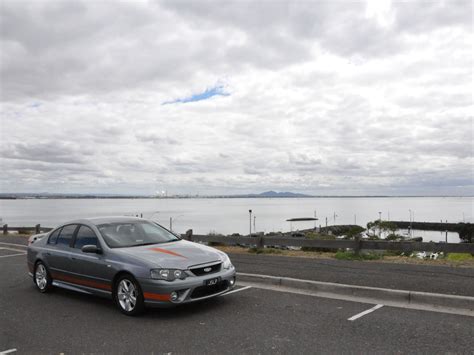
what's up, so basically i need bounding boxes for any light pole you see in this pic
[249,210,252,236]
[170,214,184,232]
[254,216,256,234]
[409,209,414,237]
[378,211,382,238]
[445,219,448,243]
[333,212,338,224]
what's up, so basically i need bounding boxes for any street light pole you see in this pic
[409,209,413,237]
[249,210,252,236]
[378,211,382,238]
[445,219,448,243]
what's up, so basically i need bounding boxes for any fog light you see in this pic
[170,291,179,301]
[229,277,235,286]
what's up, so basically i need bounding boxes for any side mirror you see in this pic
[81,245,102,254]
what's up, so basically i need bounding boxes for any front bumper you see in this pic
[138,267,237,307]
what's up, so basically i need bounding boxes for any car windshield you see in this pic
[97,221,180,248]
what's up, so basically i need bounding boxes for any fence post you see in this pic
[2,224,7,235]
[354,235,361,256]
[257,236,264,250]
[185,229,193,241]
[35,224,41,234]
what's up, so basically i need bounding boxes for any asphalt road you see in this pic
[229,253,474,296]
[1,239,474,354]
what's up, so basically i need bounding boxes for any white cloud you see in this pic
[0,0,472,195]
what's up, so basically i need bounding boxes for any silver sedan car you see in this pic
[27,217,236,315]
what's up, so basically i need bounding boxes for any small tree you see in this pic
[457,223,473,243]
[346,226,365,240]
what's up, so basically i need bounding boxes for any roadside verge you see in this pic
[237,272,474,317]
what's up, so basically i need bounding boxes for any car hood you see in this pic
[114,240,224,269]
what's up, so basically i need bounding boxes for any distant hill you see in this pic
[246,191,312,198]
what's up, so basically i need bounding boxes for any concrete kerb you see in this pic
[237,272,474,316]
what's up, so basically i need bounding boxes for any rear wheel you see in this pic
[113,274,144,316]
[34,262,52,293]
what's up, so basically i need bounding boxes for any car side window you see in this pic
[56,224,77,247]
[74,226,98,249]
[48,228,61,244]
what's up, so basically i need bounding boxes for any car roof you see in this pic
[64,216,147,226]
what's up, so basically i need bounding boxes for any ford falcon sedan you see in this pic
[27,217,236,315]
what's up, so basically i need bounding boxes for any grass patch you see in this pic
[335,250,382,261]
[248,247,283,255]
[447,253,474,262]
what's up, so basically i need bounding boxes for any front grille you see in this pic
[190,262,222,276]
[191,280,229,299]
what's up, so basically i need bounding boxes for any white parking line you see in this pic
[0,253,26,258]
[348,304,384,321]
[0,247,27,253]
[0,242,27,248]
[220,286,252,296]
[0,349,18,354]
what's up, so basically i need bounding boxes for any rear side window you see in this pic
[48,228,61,244]
[56,225,77,247]
[74,226,98,249]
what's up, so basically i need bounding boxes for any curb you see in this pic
[237,272,474,316]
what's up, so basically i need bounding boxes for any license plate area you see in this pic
[204,277,220,286]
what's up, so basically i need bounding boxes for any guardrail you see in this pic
[186,233,474,253]
[2,224,53,234]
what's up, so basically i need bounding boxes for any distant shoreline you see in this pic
[1,195,472,200]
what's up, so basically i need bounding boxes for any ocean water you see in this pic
[0,197,471,243]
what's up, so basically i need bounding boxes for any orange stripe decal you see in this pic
[51,272,112,291]
[144,292,171,301]
[149,247,186,258]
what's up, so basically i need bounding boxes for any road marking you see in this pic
[0,247,27,253]
[220,285,252,296]
[0,242,27,248]
[0,349,18,354]
[0,253,26,258]
[348,304,384,321]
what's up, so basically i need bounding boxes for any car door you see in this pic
[68,225,114,293]
[42,227,62,268]
[46,224,79,280]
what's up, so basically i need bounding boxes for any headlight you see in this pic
[221,254,233,270]
[150,268,187,281]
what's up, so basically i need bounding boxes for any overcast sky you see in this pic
[0,0,472,196]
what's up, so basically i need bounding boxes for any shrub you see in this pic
[335,251,382,261]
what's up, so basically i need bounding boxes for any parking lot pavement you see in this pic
[229,252,474,296]
[1,252,473,354]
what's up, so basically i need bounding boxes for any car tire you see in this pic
[113,274,145,316]
[34,261,52,293]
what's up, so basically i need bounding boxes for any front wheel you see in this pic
[114,275,145,316]
[34,262,52,293]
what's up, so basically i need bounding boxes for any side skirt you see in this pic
[52,280,112,298]
[52,280,92,294]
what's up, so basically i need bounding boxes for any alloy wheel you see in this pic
[117,279,137,312]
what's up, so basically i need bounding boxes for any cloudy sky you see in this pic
[0,0,472,196]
